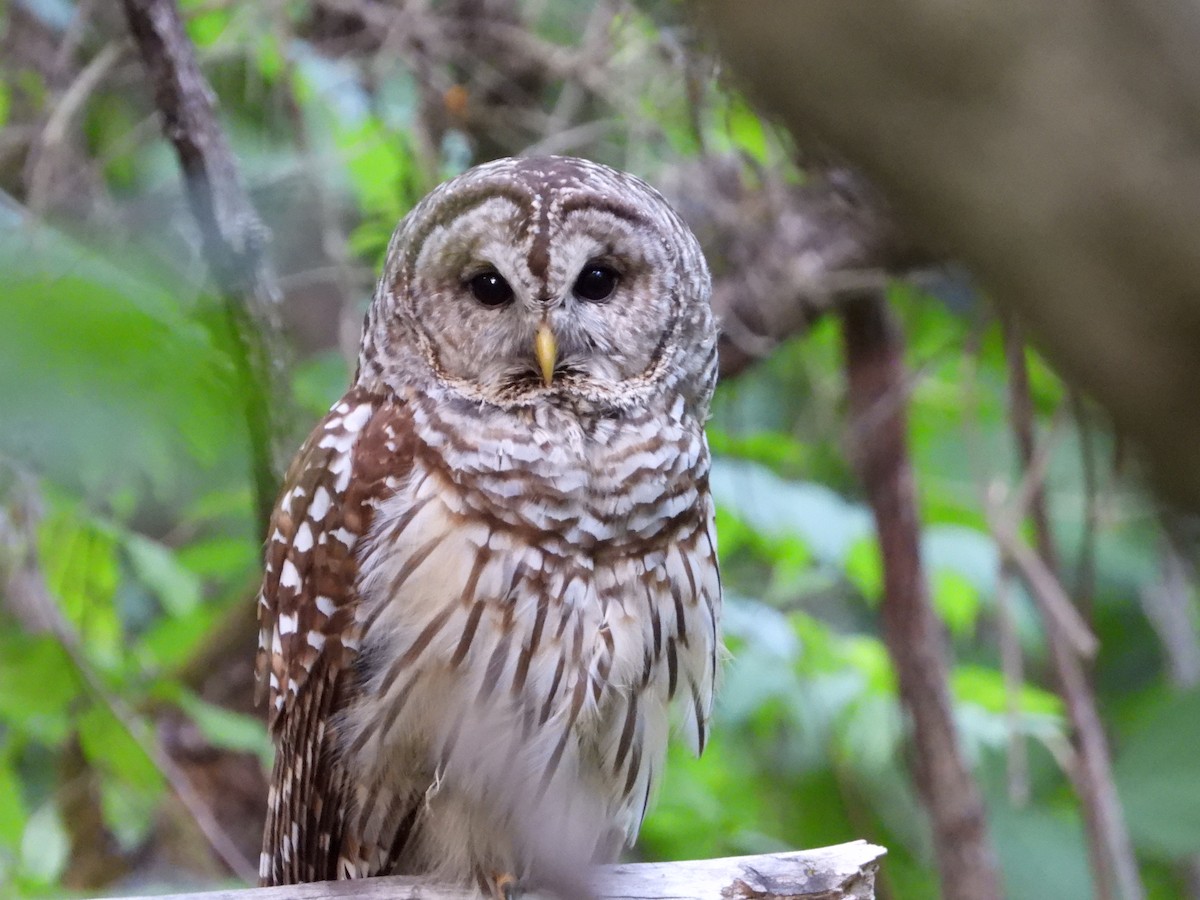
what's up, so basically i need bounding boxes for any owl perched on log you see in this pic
[256,156,721,896]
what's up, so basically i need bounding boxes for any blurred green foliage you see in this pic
[1,1,1198,898]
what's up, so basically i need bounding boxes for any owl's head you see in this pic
[359,156,716,415]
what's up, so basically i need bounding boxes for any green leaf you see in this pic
[841,636,895,695]
[184,487,257,528]
[18,803,68,886]
[184,4,231,47]
[0,754,27,846]
[707,429,808,473]
[837,692,904,772]
[136,602,222,673]
[952,665,1062,718]
[38,507,122,669]
[177,692,272,766]
[0,225,244,501]
[338,120,409,220]
[174,535,258,582]
[709,459,872,568]
[99,773,157,851]
[293,350,353,418]
[931,569,980,637]
[78,706,162,793]
[255,32,285,82]
[844,537,883,604]
[716,98,771,164]
[123,533,203,617]
[0,633,81,744]
[1116,688,1200,859]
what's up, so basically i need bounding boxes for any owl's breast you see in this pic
[341,390,717,852]
[406,392,706,551]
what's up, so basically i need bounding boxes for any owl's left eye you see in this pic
[573,263,619,303]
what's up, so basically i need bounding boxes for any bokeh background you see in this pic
[1,1,1198,898]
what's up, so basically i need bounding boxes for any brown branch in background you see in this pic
[989,506,1142,900]
[1001,317,1059,573]
[997,336,1143,900]
[24,41,126,218]
[1070,391,1100,618]
[120,0,290,535]
[838,291,1001,900]
[987,513,1097,661]
[993,562,1030,805]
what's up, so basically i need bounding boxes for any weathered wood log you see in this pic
[98,841,885,900]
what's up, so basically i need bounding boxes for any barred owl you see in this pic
[256,156,721,896]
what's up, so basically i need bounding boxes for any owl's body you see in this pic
[257,157,720,891]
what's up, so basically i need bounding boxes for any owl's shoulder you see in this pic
[256,387,419,728]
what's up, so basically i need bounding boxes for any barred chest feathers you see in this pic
[337,389,719,877]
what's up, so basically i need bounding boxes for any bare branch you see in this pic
[1001,318,1060,572]
[120,0,290,534]
[990,348,1142,900]
[986,508,1098,660]
[25,41,127,218]
[838,291,1001,900]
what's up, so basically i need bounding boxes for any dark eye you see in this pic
[467,270,514,307]
[573,263,619,303]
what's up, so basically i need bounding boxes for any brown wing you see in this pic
[255,387,411,884]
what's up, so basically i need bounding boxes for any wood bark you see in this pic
[97,841,885,900]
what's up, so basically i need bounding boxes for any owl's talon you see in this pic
[493,872,519,900]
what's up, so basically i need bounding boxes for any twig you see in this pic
[1001,317,1059,572]
[996,329,1143,900]
[1142,537,1200,687]
[1070,390,1103,621]
[1026,593,1142,900]
[985,503,1098,660]
[993,562,1030,805]
[838,290,1001,900]
[25,41,127,218]
[120,0,290,535]
[269,0,361,366]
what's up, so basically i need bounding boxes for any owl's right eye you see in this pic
[467,270,514,308]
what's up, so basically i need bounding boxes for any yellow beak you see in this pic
[535,322,557,387]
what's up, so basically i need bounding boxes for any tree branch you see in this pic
[991,346,1142,900]
[700,0,1200,508]
[838,291,1001,900]
[120,0,290,534]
